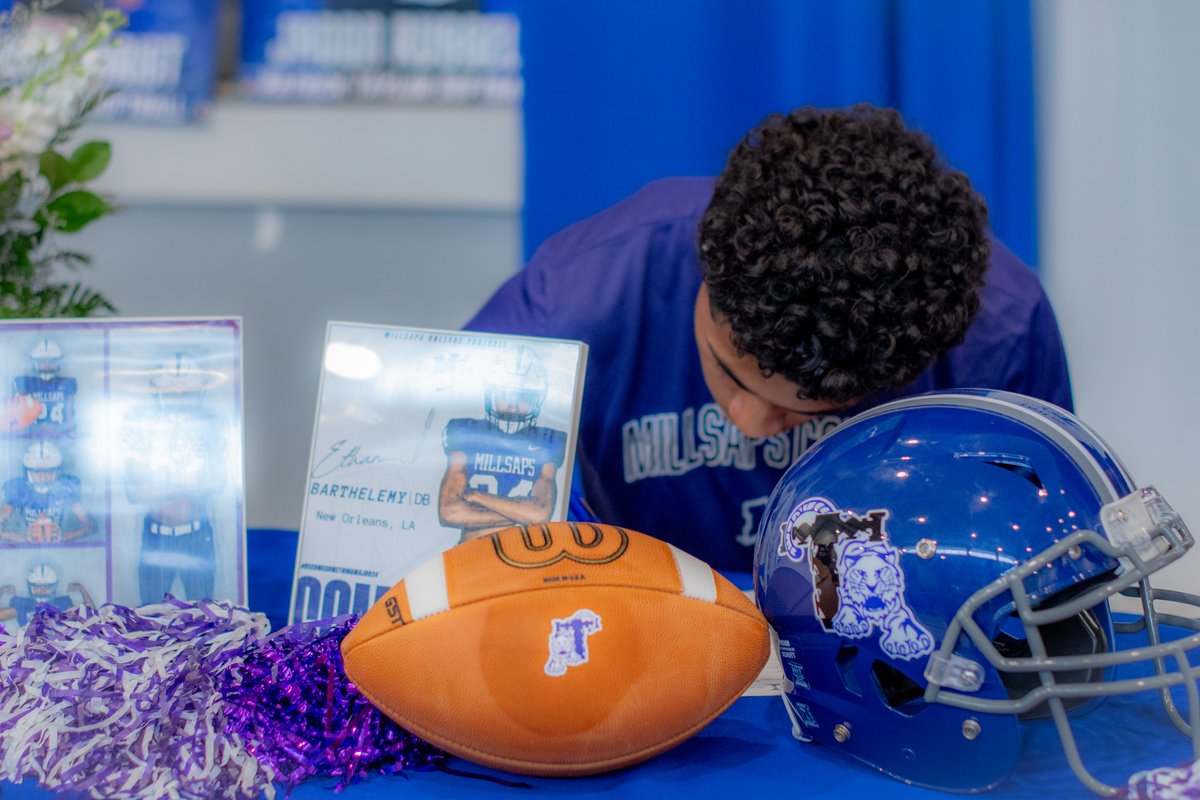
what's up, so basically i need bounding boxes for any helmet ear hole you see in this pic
[871,660,927,716]
[835,644,863,697]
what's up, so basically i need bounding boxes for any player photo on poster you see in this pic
[0,318,246,630]
[291,322,588,624]
[106,322,245,609]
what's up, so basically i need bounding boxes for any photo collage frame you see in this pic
[0,318,246,629]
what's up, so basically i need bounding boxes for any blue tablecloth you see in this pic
[2,529,1195,799]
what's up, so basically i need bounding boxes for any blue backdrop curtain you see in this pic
[482,0,1038,268]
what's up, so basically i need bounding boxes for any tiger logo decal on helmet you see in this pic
[780,499,933,661]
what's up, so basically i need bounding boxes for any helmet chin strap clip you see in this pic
[1101,486,1189,566]
[924,651,985,692]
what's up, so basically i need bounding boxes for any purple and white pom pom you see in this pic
[220,615,446,789]
[1122,757,1200,799]
[0,598,273,800]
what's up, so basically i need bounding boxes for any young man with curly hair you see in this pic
[466,104,1070,570]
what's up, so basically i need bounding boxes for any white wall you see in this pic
[1035,0,1200,597]
[72,105,523,532]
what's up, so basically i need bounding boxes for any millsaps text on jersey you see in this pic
[309,482,432,505]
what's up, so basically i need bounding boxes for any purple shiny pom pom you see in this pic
[1,601,445,799]
[219,615,445,790]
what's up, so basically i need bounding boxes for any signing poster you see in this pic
[238,0,521,105]
[290,322,587,624]
[0,318,245,631]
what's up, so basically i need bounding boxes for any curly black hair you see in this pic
[699,104,990,404]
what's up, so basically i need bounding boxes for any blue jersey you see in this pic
[443,418,566,499]
[12,375,77,436]
[466,177,1073,570]
[2,476,82,527]
[5,594,75,626]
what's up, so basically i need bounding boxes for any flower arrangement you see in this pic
[1,1,125,318]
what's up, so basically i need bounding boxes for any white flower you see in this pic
[0,92,57,161]
[41,69,100,126]
[16,17,71,60]
[2,4,124,316]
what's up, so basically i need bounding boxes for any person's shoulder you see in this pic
[960,237,1060,343]
[980,236,1049,306]
[534,177,714,263]
[522,425,568,461]
[56,475,82,494]
[934,235,1072,408]
[467,178,711,337]
[524,424,567,444]
[617,176,715,220]
[444,417,493,448]
[446,417,490,432]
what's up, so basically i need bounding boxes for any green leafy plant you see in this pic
[1,2,125,317]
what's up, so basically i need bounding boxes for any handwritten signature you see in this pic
[311,440,393,478]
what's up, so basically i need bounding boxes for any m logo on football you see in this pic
[492,522,628,568]
[544,608,602,677]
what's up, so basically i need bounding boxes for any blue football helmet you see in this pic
[26,563,59,598]
[150,353,209,410]
[29,338,63,380]
[754,390,1199,795]
[23,440,63,493]
[485,346,547,434]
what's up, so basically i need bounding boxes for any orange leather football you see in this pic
[341,521,770,777]
[26,517,61,544]
[2,394,42,432]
